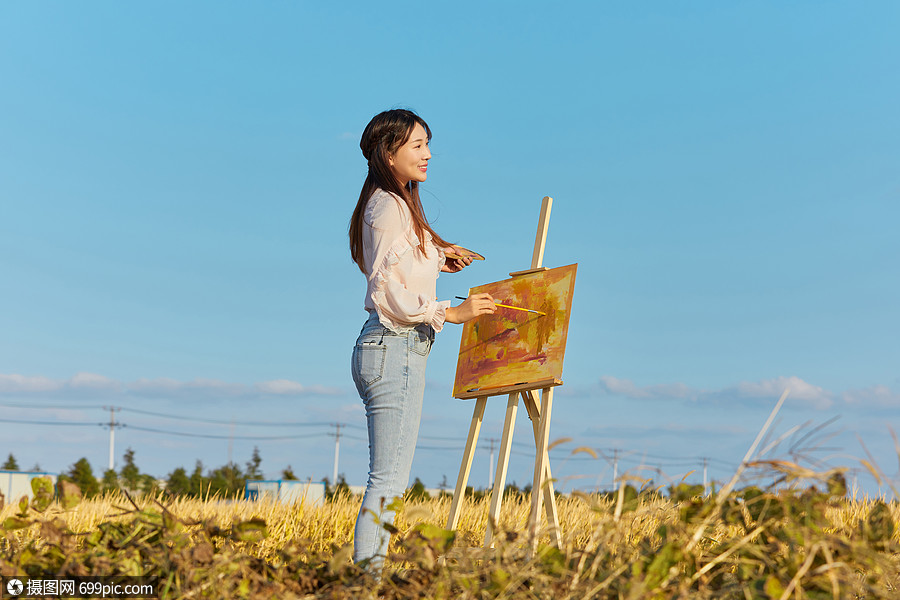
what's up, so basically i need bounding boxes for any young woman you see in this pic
[348,109,495,566]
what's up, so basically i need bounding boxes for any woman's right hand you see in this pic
[445,293,496,324]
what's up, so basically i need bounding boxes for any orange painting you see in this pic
[452,264,577,398]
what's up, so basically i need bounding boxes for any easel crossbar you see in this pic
[454,378,562,400]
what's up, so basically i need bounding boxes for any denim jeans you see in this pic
[351,311,434,566]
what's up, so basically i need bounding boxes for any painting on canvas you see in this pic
[452,263,577,398]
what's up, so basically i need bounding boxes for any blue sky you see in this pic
[1,2,898,497]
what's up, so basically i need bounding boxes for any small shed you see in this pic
[245,479,325,507]
[0,470,59,503]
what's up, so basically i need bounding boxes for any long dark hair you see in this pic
[349,109,452,274]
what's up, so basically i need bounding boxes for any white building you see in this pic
[0,470,59,503]
[244,479,326,507]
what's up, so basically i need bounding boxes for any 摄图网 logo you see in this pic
[6,578,25,596]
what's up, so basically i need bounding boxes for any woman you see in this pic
[348,109,495,567]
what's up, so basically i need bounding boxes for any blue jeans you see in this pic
[351,311,434,566]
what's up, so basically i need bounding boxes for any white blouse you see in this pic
[361,189,451,332]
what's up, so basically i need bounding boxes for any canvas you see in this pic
[453,264,577,398]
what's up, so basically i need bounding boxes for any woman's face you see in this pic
[388,123,431,186]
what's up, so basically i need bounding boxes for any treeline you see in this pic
[3,450,446,502]
[3,448,307,499]
[5,451,611,502]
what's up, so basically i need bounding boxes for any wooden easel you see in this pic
[445,196,563,550]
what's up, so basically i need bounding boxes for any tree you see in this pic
[281,465,298,480]
[465,485,486,501]
[208,462,245,498]
[406,477,430,502]
[120,448,141,491]
[101,469,119,495]
[334,475,350,497]
[245,446,263,481]
[139,473,158,495]
[2,453,18,470]
[325,475,351,501]
[63,457,99,497]
[190,460,208,498]
[166,467,191,496]
[437,474,450,497]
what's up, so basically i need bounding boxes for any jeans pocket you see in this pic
[353,342,387,395]
[409,328,433,356]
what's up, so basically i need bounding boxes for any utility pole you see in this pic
[102,406,122,471]
[227,419,235,465]
[488,438,497,489]
[612,449,620,489]
[702,457,709,495]
[330,423,342,485]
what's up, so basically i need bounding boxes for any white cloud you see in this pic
[594,375,834,409]
[256,379,307,395]
[0,372,120,395]
[0,373,341,400]
[304,385,344,396]
[127,377,239,397]
[181,378,245,396]
[597,376,694,400]
[70,372,120,391]
[127,377,326,398]
[0,374,62,393]
[130,377,183,392]
[582,422,746,438]
[842,385,900,408]
[727,376,833,409]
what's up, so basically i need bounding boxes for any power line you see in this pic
[0,413,747,474]
[0,402,105,410]
[0,417,336,441]
[125,425,331,441]
[0,402,367,430]
[0,418,102,427]
[119,407,367,429]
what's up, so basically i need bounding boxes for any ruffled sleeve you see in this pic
[363,191,450,332]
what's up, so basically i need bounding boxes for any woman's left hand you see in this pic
[442,255,472,272]
[442,246,474,272]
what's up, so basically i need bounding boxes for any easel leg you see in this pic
[446,396,487,532]
[523,390,562,547]
[528,387,555,549]
[484,393,519,548]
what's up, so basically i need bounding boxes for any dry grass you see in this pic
[3,484,895,557]
[0,489,679,556]
[2,481,900,599]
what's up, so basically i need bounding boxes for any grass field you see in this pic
[2,468,899,599]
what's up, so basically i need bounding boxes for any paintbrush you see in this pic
[455,296,546,317]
